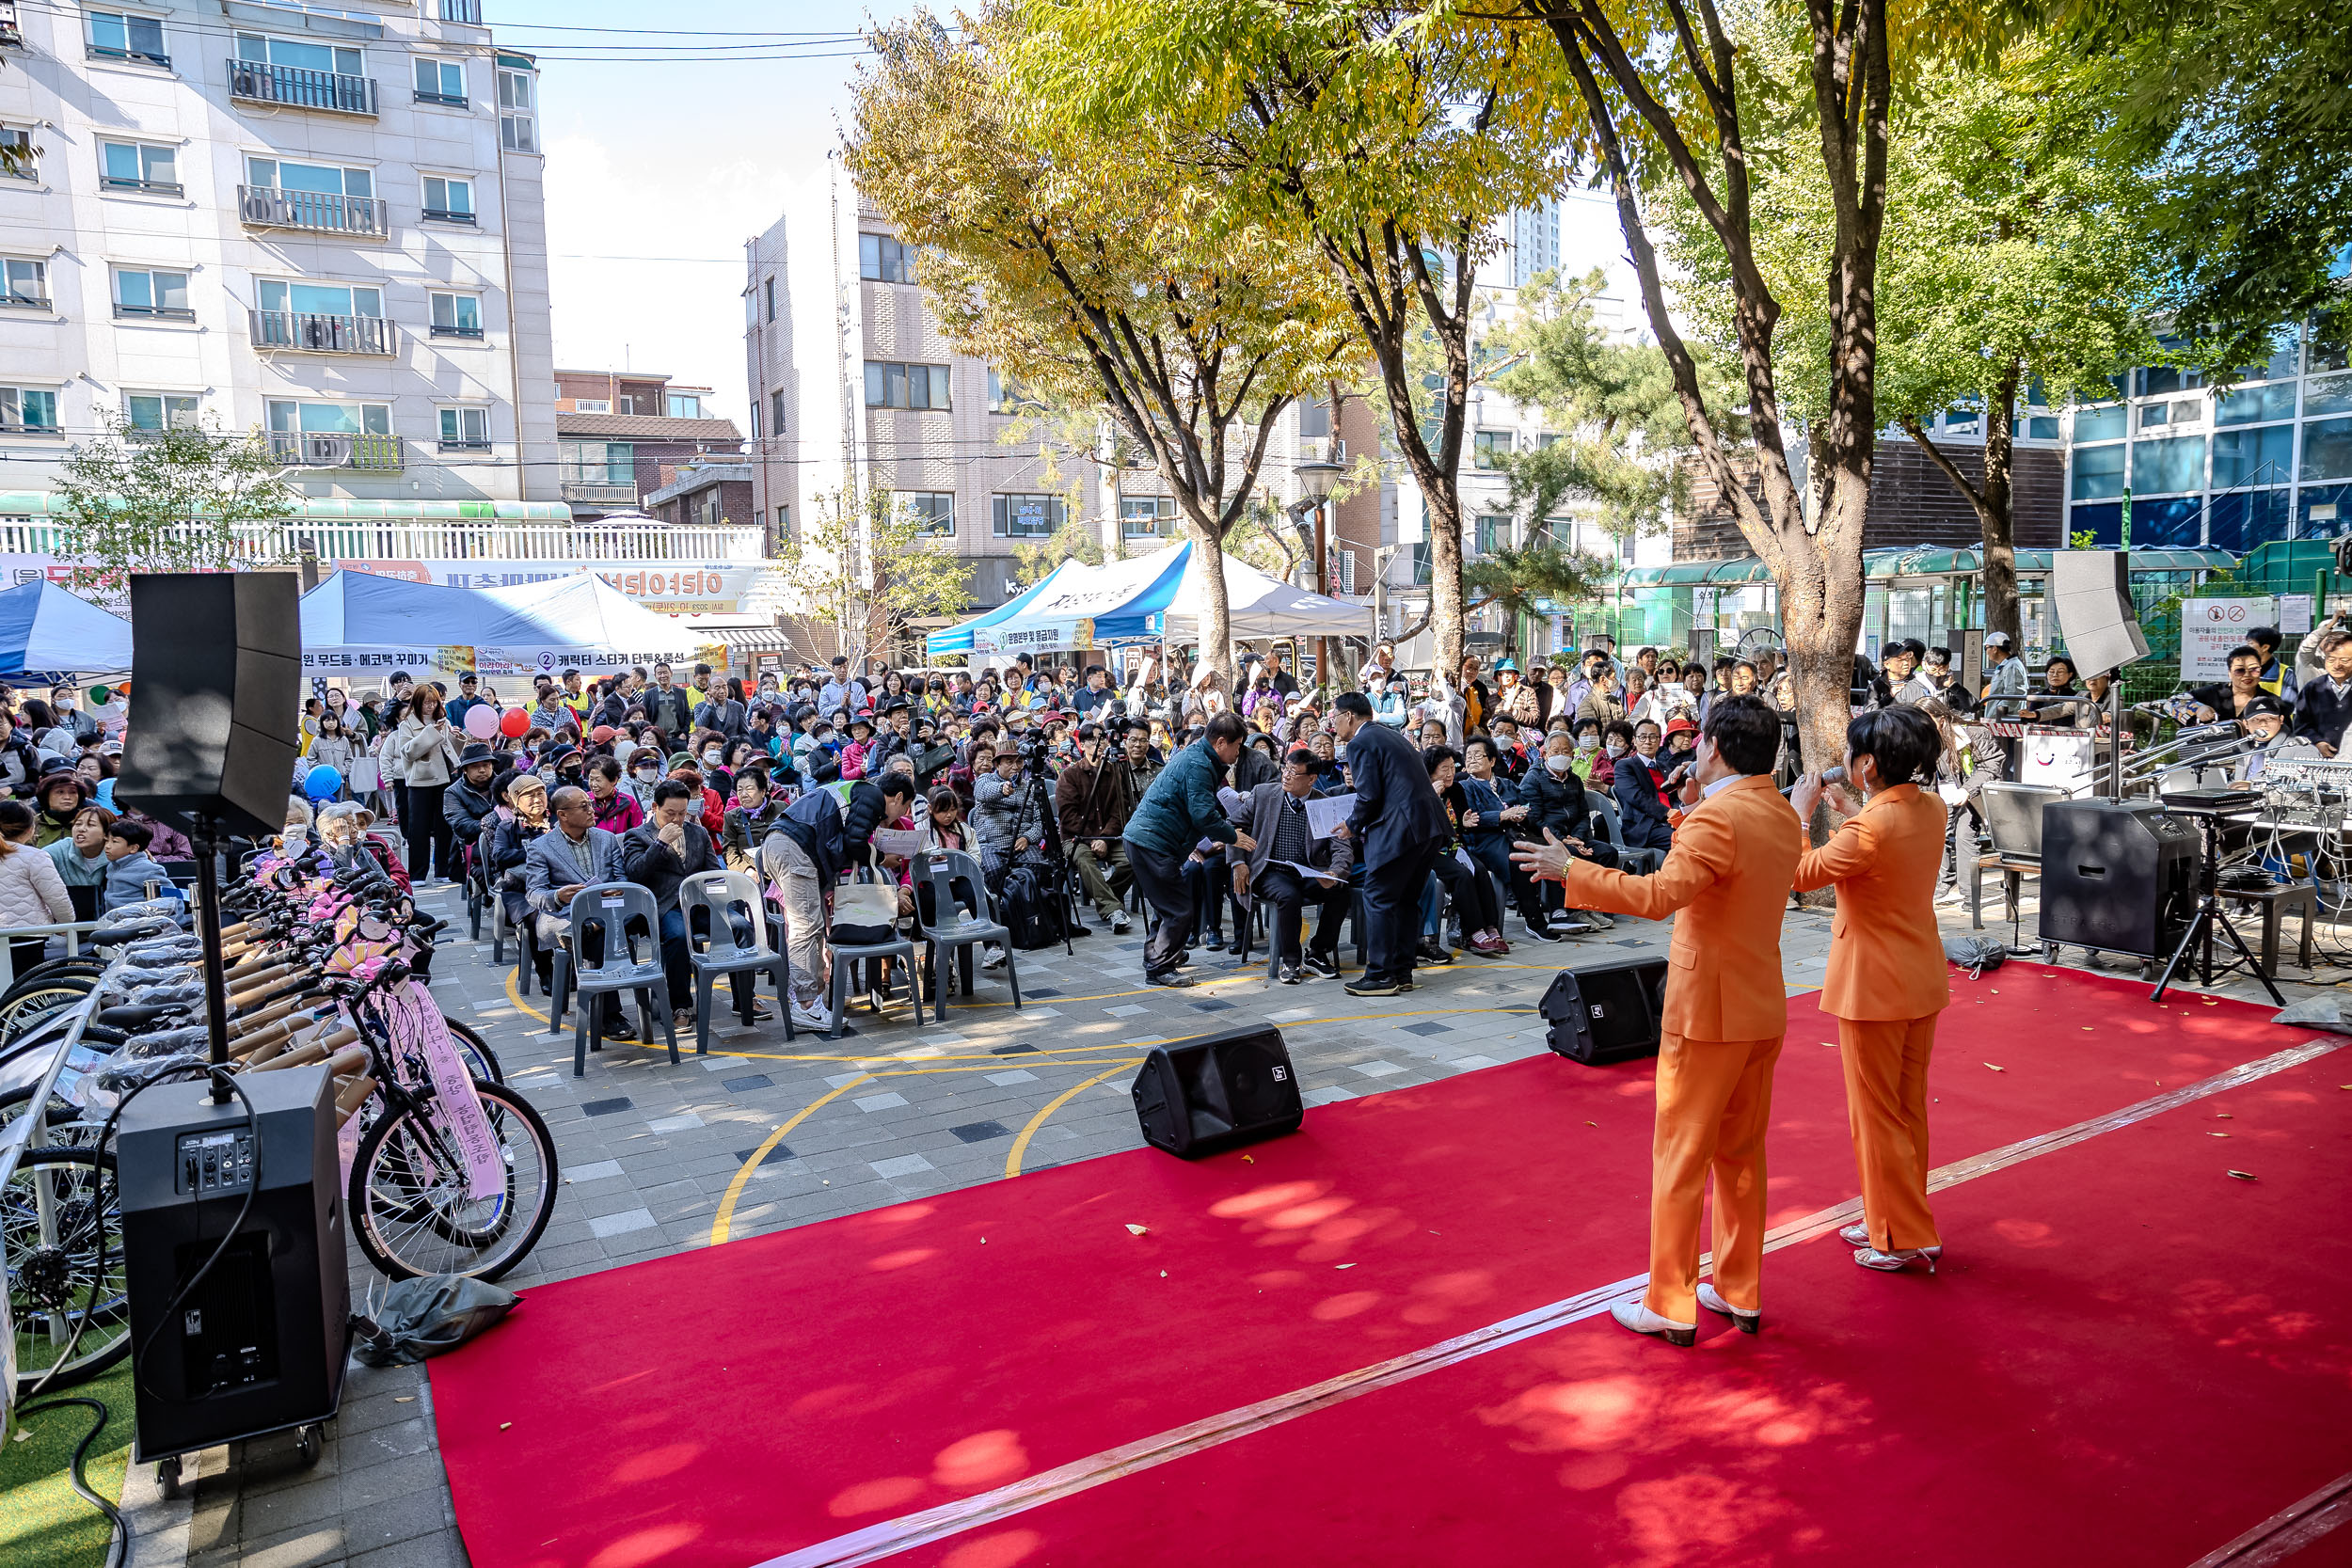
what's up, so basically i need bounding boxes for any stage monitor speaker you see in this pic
[1132,1026,1303,1158]
[117,1064,348,1464]
[119,573,302,838]
[1539,956,1669,1065]
[2050,550,2150,676]
[2037,798,2199,958]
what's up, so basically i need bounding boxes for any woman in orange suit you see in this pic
[1788,706,1952,1273]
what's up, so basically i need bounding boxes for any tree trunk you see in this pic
[1426,487,1466,682]
[1899,357,2024,646]
[1184,514,1235,691]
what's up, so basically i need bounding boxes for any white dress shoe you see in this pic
[1854,1244,1942,1274]
[1696,1281,1760,1334]
[1609,1300,1696,1347]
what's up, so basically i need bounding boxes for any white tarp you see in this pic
[300,569,701,679]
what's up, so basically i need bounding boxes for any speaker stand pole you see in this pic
[189,811,234,1104]
[2106,681,2125,800]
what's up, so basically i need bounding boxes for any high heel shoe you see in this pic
[1853,1244,1943,1273]
[1838,1223,1870,1247]
[1696,1282,1760,1334]
[1609,1300,1696,1347]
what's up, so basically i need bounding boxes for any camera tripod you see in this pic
[1008,753,1080,956]
[2151,799,2285,1006]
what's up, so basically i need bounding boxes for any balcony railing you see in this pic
[560,480,640,506]
[421,206,476,226]
[102,174,183,197]
[249,310,400,356]
[270,432,405,470]
[0,517,769,564]
[227,59,377,116]
[115,301,196,323]
[0,2,23,48]
[414,88,468,108]
[430,322,485,340]
[239,184,389,238]
[439,0,483,20]
[0,291,47,311]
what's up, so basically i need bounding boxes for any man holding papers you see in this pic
[1227,747,1357,984]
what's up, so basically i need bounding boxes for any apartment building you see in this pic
[552,367,743,523]
[0,0,556,522]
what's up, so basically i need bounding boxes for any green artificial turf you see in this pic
[0,1359,135,1568]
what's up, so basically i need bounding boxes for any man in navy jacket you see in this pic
[1329,690,1451,996]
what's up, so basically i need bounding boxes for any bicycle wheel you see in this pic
[441,1017,504,1085]
[0,983,94,1044]
[5,1145,129,1397]
[347,1081,555,1281]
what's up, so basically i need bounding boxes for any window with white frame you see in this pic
[429,291,483,339]
[86,9,168,66]
[0,387,60,434]
[666,392,702,419]
[1121,495,1175,539]
[498,68,536,151]
[897,492,954,535]
[764,277,776,322]
[438,406,489,450]
[113,265,192,320]
[992,493,1064,538]
[865,362,950,410]
[259,279,381,320]
[414,57,466,106]
[1,258,47,309]
[235,32,361,76]
[421,175,474,224]
[268,399,390,435]
[100,138,179,194]
[2,126,38,182]
[126,392,199,432]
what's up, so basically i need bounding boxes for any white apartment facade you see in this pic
[0,0,558,537]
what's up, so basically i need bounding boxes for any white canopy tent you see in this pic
[300,569,702,681]
[1162,549,1368,642]
[960,543,1370,657]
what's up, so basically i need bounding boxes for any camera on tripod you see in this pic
[1015,729,1055,772]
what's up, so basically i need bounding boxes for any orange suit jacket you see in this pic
[1791,782,1952,1022]
[1557,773,1802,1042]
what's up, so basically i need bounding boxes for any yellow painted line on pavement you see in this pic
[709,1073,871,1245]
[1005,1058,1145,1179]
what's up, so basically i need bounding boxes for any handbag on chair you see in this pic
[830,853,901,946]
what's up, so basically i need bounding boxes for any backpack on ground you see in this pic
[999,864,1065,949]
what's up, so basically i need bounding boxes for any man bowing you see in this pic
[1511,695,1800,1346]
[1329,690,1451,997]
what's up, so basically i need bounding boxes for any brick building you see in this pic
[644,461,755,532]
[553,369,744,523]
[1673,438,2066,560]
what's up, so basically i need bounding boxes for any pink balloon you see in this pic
[464,704,501,739]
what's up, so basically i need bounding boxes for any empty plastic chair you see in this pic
[910,848,1020,1023]
[547,882,677,1075]
[677,869,793,1055]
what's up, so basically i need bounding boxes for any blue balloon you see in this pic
[95,779,116,812]
[303,766,343,801]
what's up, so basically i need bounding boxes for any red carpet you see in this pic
[428,967,2340,1568]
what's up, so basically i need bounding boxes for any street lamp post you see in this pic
[1294,453,1344,689]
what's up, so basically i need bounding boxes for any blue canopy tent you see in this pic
[0,578,135,676]
[924,558,1083,659]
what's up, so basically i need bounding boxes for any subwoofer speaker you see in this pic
[1539,956,1669,1065]
[2049,550,2150,676]
[2038,798,2199,958]
[1131,1025,1303,1158]
[119,574,302,837]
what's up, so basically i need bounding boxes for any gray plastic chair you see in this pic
[1586,796,1663,877]
[911,848,1020,1023]
[823,868,922,1040]
[678,869,794,1054]
[547,882,678,1075]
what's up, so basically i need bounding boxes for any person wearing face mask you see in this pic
[1614,718,1679,854]
[622,747,666,816]
[1597,720,1636,788]
[587,755,644,833]
[695,735,734,797]
[1567,719,1606,784]
[1515,730,1618,938]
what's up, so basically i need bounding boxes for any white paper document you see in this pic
[1304,793,1356,839]
[870,828,924,857]
[1272,860,1343,884]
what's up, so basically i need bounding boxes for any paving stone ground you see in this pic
[151,877,2332,1568]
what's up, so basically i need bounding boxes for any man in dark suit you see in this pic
[1228,746,1357,983]
[1329,690,1450,997]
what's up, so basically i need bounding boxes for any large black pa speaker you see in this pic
[117,1065,348,1463]
[119,573,302,837]
[1132,1025,1303,1158]
[1540,956,1669,1065]
[2050,550,2150,676]
[2038,798,2198,958]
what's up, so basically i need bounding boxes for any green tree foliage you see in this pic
[778,486,973,666]
[2054,0,2351,363]
[1010,517,1106,589]
[1014,0,1576,682]
[51,416,300,589]
[1461,541,1614,628]
[849,8,1358,683]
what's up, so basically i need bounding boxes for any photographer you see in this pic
[1057,721,1135,931]
[974,744,1049,894]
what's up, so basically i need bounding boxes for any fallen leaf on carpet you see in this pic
[2210,1132,2231,1137]
[1242,1154,1254,1164]
[1158,1270,1167,1278]
[500,1422,512,1431]
[1586,1120,1597,1127]
[2083,1026,2094,1031]
[1125,1224,1150,1236]
[2226,1170,2257,1180]
[394,1396,415,1403]
[2216,1113,2233,1118]
[1335,1263,1355,1269]
[1985,1063,2006,1071]
[10,1430,26,1443]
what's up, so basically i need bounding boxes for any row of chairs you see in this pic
[513,847,1026,1073]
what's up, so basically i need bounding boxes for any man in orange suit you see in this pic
[1512,694,1800,1345]
[1789,706,1951,1272]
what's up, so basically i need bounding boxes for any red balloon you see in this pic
[499,706,529,738]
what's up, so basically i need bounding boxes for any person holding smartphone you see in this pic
[390,682,461,882]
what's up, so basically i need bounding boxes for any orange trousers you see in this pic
[1836,1014,1942,1252]
[1645,1031,1784,1324]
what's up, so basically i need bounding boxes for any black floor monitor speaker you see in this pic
[2038,799,2199,958]
[117,1064,348,1463]
[1540,956,1669,1065]
[119,573,303,837]
[1132,1025,1304,1158]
